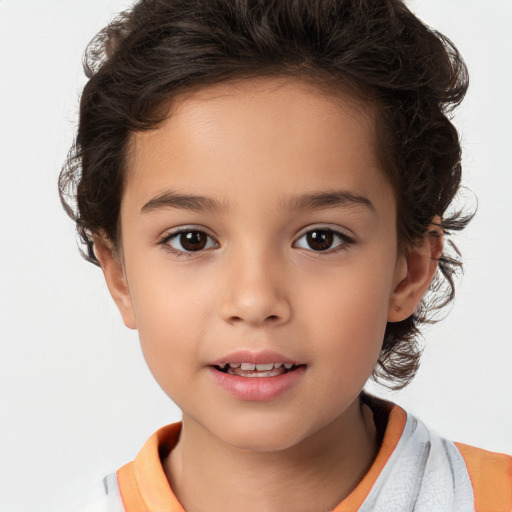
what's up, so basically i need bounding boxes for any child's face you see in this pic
[107,78,409,451]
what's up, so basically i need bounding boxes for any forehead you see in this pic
[124,77,391,214]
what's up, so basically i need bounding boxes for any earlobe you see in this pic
[388,223,443,322]
[93,236,137,330]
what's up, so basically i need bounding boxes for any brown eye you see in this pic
[180,231,207,251]
[294,228,351,252]
[306,230,334,251]
[167,230,217,252]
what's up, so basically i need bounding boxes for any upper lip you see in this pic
[209,349,299,366]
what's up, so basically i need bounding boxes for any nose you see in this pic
[220,250,292,327]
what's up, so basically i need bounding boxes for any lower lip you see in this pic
[208,366,306,401]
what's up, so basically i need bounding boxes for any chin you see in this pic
[225,432,305,453]
[212,414,319,453]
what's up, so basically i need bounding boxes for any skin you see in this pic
[95,77,442,512]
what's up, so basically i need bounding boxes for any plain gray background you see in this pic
[1,0,511,510]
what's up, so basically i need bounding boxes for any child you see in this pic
[59,0,511,510]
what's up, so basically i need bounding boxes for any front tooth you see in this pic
[228,363,241,368]
[283,363,293,369]
[241,363,256,370]
[274,363,283,369]
[256,363,274,371]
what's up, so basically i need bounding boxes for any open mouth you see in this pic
[212,362,302,378]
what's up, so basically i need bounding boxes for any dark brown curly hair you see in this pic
[59,0,472,389]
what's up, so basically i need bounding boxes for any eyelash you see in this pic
[158,226,355,257]
[158,227,219,258]
[293,227,355,254]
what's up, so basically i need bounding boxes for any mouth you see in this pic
[212,362,302,378]
[208,354,306,400]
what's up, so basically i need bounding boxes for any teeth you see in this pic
[218,362,296,371]
[255,363,274,371]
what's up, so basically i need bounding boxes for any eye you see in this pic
[164,229,218,253]
[294,228,352,252]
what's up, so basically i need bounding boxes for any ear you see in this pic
[93,236,137,330]
[388,222,443,322]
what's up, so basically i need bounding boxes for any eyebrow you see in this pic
[141,191,227,214]
[140,189,375,215]
[282,190,375,213]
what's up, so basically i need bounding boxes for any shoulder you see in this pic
[400,410,512,512]
[73,473,125,512]
[360,396,512,512]
[454,442,512,512]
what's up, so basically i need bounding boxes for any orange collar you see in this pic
[117,404,407,512]
[117,423,185,511]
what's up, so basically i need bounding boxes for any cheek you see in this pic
[310,290,387,366]
[301,255,396,367]
[125,264,212,385]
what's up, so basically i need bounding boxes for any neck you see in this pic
[164,399,378,512]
